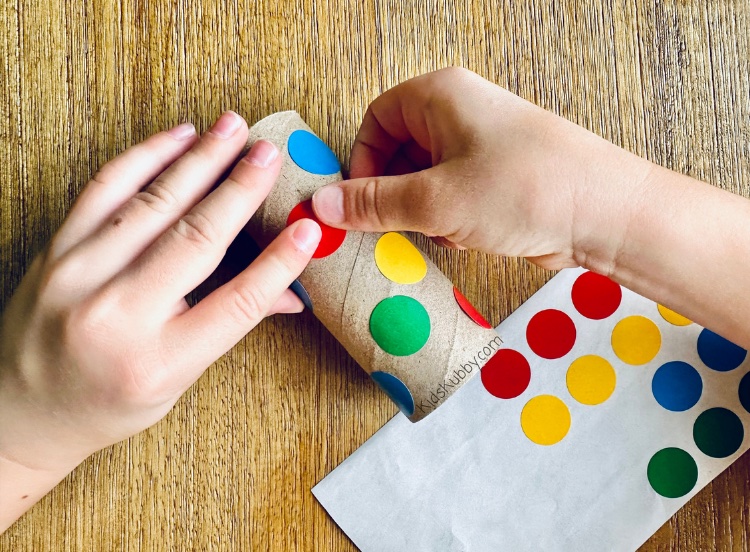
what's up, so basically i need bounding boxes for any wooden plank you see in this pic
[0,1,748,550]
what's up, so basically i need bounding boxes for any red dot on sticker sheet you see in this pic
[571,271,622,320]
[481,349,531,399]
[453,287,492,329]
[526,309,577,359]
[286,199,346,259]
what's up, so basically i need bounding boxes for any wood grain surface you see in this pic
[1,1,749,550]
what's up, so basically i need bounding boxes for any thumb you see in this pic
[311,171,437,233]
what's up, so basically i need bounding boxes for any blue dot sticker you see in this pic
[739,372,750,414]
[652,361,703,412]
[371,371,415,417]
[287,130,341,175]
[697,329,747,372]
[289,279,313,312]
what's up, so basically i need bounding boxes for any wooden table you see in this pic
[1,1,749,550]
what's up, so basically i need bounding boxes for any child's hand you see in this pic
[0,112,321,530]
[313,67,750,352]
[312,67,652,271]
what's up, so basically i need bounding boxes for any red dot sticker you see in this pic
[481,349,531,399]
[286,199,346,258]
[453,287,492,329]
[526,309,576,359]
[571,271,622,320]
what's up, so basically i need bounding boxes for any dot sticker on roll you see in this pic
[369,296,431,356]
[374,232,427,284]
[287,199,346,259]
[287,129,341,175]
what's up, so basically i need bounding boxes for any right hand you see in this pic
[312,67,653,272]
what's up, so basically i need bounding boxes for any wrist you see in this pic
[0,371,90,473]
[0,448,78,533]
[566,126,655,277]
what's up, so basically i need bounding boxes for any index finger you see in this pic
[160,218,321,391]
[349,79,433,179]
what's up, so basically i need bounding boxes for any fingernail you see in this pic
[312,186,344,224]
[210,111,243,138]
[245,140,278,168]
[167,122,196,140]
[292,219,322,254]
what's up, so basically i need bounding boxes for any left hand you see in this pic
[0,111,321,531]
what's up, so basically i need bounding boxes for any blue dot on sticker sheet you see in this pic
[287,130,341,175]
[697,329,747,372]
[371,371,415,417]
[739,372,750,414]
[652,361,703,412]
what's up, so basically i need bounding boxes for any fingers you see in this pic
[66,111,250,283]
[162,219,321,386]
[348,67,480,179]
[268,289,305,315]
[348,83,433,179]
[51,123,198,259]
[312,168,443,234]
[114,140,284,307]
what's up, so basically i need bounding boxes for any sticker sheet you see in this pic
[313,268,750,551]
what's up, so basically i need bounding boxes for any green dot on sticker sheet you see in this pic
[371,371,415,416]
[693,407,744,458]
[647,447,698,498]
[369,296,431,356]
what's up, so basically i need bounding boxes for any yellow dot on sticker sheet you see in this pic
[520,395,571,446]
[611,315,662,365]
[374,232,428,285]
[657,304,692,326]
[566,355,616,405]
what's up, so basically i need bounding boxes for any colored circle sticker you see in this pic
[371,371,415,416]
[697,329,747,372]
[611,316,661,365]
[453,287,492,329]
[657,304,692,326]
[520,395,571,445]
[526,309,577,359]
[571,271,622,320]
[374,232,427,284]
[287,199,346,258]
[287,129,341,175]
[481,349,531,399]
[369,296,430,356]
[651,361,702,412]
[693,407,744,458]
[647,448,698,498]
[289,279,313,312]
[740,372,750,414]
[566,355,616,405]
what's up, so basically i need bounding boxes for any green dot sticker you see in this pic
[647,447,698,498]
[693,407,744,458]
[369,296,431,356]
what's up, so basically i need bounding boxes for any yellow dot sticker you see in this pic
[657,304,692,326]
[566,355,616,405]
[374,232,427,285]
[520,395,571,446]
[611,315,661,365]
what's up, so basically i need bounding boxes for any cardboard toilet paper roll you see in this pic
[246,111,503,422]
